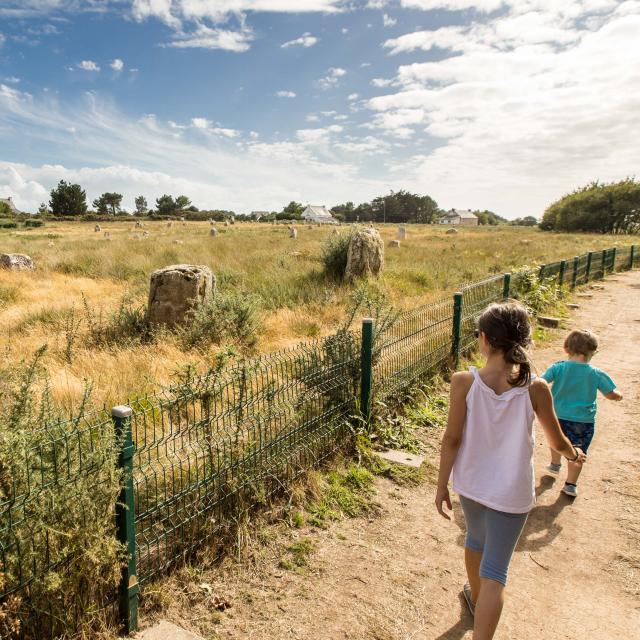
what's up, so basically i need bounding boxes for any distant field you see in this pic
[0,220,634,408]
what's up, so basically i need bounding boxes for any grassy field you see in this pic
[0,220,634,409]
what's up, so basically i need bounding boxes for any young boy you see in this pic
[542,329,622,497]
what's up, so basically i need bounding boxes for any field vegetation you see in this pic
[0,220,635,409]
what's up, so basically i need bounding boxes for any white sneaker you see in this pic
[562,483,578,497]
[546,463,562,475]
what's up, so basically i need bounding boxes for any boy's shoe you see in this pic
[462,583,475,617]
[546,463,562,475]
[562,483,578,497]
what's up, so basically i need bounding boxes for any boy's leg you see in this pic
[563,422,593,487]
[566,460,583,484]
[473,578,504,640]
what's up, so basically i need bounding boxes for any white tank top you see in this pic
[452,367,536,514]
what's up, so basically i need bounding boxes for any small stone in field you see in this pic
[48,241,54,247]
[590,284,605,290]
[566,303,580,309]
[446,228,459,235]
[224,220,230,227]
[94,224,101,232]
[135,221,143,228]
[397,226,407,240]
[577,293,593,298]
[0,253,35,271]
[210,228,218,237]
[290,251,302,258]
[289,226,298,239]
[104,231,111,239]
[390,240,401,248]
[538,316,561,329]
[173,239,184,245]
[167,221,173,228]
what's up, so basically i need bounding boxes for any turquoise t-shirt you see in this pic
[541,360,616,424]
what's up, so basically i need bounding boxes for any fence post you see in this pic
[601,249,607,278]
[586,252,593,282]
[360,318,374,422]
[611,247,617,273]
[571,256,579,290]
[502,273,511,300]
[452,292,463,369]
[558,260,567,286]
[631,245,636,270]
[112,405,139,635]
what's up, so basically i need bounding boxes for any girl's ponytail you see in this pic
[478,302,532,387]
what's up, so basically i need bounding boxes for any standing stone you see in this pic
[224,220,230,227]
[229,216,235,225]
[148,264,215,328]
[94,224,101,232]
[332,229,339,235]
[167,221,173,228]
[179,217,185,222]
[0,253,35,271]
[289,226,298,239]
[345,228,384,281]
[143,230,150,238]
[210,228,219,237]
[104,231,111,239]
[390,239,401,248]
[135,221,143,228]
[446,227,458,235]
[398,226,407,240]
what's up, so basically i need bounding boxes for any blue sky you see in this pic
[0,1,639,217]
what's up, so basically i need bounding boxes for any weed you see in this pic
[280,538,315,569]
[322,231,352,280]
[0,283,20,307]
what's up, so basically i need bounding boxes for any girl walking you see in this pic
[435,302,586,639]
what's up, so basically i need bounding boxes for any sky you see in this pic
[0,0,639,218]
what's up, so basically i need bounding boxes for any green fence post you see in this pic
[601,249,607,278]
[571,256,579,290]
[452,292,463,369]
[631,245,636,270]
[611,247,617,273]
[586,252,593,282]
[360,318,374,422]
[558,260,567,286]
[112,405,139,635]
[502,273,511,300]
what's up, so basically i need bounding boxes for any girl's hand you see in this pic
[435,486,453,520]
[574,447,587,463]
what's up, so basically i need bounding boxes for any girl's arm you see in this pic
[529,379,587,462]
[435,371,473,520]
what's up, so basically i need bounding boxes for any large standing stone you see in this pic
[345,228,384,281]
[147,264,215,328]
[397,226,407,240]
[210,228,219,237]
[289,226,298,239]
[94,224,101,232]
[0,253,35,271]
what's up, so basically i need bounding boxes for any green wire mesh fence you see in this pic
[0,242,637,637]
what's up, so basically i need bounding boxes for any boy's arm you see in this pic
[541,362,556,384]
[596,369,621,401]
[605,390,623,401]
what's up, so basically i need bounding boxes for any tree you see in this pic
[49,180,87,216]
[541,179,640,234]
[330,201,354,222]
[175,195,191,211]
[510,216,538,227]
[92,192,123,216]
[37,203,49,217]
[156,194,176,215]
[134,196,148,216]
[281,201,304,219]
[474,210,508,225]
[371,190,439,224]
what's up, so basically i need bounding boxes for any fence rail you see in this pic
[0,242,637,637]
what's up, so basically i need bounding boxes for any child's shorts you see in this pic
[559,419,595,453]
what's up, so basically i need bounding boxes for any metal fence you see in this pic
[0,243,637,637]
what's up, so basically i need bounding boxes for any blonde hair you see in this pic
[564,329,598,356]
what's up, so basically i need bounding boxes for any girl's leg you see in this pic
[550,448,562,465]
[473,578,504,640]
[465,547,482,602]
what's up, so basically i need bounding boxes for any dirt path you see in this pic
[150,271,640,640]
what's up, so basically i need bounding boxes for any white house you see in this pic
[0,196,21,215]
[438,209,478,226]
[301,205,339,225]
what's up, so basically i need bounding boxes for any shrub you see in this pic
[0,221,18,229]
[82,294,150,348]
[0,347,123,638]
[181,291,263,350]
[511,266,564,314]
[23,219,44,228]
[321,232,352,280]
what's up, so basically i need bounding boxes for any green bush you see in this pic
[0,221,18,229]
[511,266,564,314]
[82,295,150,348]
[182,291,263,350]
[0,348,123,638]
[321,232,352,280]
[23,219,44,228]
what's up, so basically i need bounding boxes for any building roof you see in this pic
[442,209,477,219]
[302,205,335,219]
[0,197,21,214]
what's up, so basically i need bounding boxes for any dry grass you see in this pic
[0,220,634,408]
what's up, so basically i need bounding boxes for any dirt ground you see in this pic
[141,270,640,640]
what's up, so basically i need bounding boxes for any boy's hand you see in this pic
[435,486,453,520]
[574,447,587,464]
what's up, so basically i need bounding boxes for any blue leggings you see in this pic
[459,495,528,586]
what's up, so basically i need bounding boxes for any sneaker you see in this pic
[546,463,562,475]
[562,483,578,497]
[463,583,475,617]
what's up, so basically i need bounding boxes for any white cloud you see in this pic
[367,9,640,216]
[305,113,320,122]
[296,124,343,144]
[276,90,297,98]
[77,60,100,71]
[371,77,394,87]
[165,25,253,52]
[281,32,318,48]
[341,27,349,34]
[190,117,240,137]
[383,13,397,27]
[319,67,347,89]
[348,92,360,100]
[3,76,20,84]
[399,0,505,10]
[110,58,124,71]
